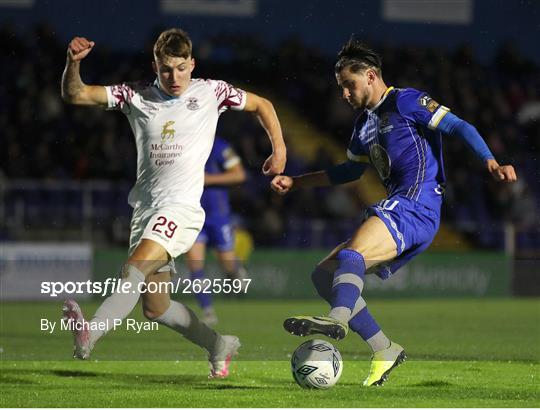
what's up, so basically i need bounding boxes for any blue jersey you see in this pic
[347,87,449,211]
[200,137,241,220]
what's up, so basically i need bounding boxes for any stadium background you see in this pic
[0,0,539,407]
[1,0,538,296]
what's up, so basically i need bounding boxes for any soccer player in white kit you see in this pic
[60,29,286,378]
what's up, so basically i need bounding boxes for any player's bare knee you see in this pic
[141,278,171,319]
[142,309,162,320]
[142,306,166,320]
[142,297,169,320]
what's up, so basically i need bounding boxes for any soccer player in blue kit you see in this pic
[185,136,248,325]
[271,39,517,386]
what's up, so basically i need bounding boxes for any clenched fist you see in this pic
[67,37,95,62]
[486,159,517,183]
[271,175,294,195]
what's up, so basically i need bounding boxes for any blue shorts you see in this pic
[195,217,235,252]
[366,195,440,280]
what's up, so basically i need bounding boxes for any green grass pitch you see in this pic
[1,298,539,407]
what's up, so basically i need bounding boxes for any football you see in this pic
[291,339,343,389]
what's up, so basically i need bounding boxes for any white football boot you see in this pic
[208,335,241,378]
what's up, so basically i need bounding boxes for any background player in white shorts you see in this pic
[60,28,286,378]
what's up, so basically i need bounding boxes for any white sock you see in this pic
[88,264,145,346]
[154,300,219,353]
[351,296,367,317]
[367,330,391,352]
[328,307,353,323]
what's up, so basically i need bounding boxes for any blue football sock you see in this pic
[190,269,213,309]
[329,249,366,322]
[349,305,381,341]
[311,265,333,303]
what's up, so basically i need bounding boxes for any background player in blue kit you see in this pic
[185,136,248,325]
[271,38,517,387]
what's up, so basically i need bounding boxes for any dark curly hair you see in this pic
[335,37,382,75]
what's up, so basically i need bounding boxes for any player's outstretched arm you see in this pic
[205,163,247,186]
[271,160,367,195]
[437,112,517,183]
[243,92,286,176]
[61,37,107,106]
[271,171,330,195]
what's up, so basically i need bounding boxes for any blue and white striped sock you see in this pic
[349,297,390,352]
[328,249,366,323]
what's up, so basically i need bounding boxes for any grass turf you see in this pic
[1,298,539,407]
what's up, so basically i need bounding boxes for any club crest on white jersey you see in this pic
[186,97,200,111]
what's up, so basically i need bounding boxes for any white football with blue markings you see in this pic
[291,339,343,389]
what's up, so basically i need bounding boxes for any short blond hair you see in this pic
[153,28,192,60]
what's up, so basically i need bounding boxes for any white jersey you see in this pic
[105,79,246,208]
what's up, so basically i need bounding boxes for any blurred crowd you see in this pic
[1,24,538,248]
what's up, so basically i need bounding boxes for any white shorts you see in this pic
[129,204,205,273]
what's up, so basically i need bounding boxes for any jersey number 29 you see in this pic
[152,216,178,239]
